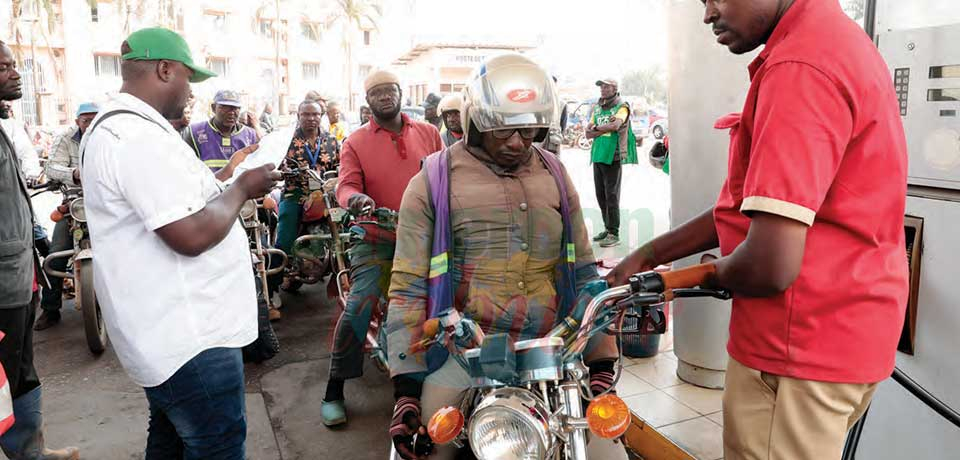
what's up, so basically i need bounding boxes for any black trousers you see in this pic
[593,157,622,236]
[0,295,41,399]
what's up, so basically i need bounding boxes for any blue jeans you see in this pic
[143,347,246,460]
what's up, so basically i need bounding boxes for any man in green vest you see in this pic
[585,78,638,247]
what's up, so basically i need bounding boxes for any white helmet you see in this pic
[461,53,560,145]
[438,93,462,115]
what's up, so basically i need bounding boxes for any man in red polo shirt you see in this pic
[321,69,443,427]
[609,0,908,458]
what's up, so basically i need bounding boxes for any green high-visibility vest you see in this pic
[589,103,638,165]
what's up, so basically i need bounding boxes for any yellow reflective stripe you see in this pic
[428,252,448,278]
[204,159,229,168]
[567,243,576,263]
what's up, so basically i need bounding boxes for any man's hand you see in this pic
[605,243,657,287]
[234,163,281,200]
[72,168,81,185]
[228,144,259,170]
[347,193,375,215]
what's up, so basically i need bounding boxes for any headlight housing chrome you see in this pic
[69,197,86,222]
[239,199,257,221]
[468,387,551,460]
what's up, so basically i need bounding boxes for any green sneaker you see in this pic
[599,234,621,248]
[592,231,609,242]
[321,399,347,427]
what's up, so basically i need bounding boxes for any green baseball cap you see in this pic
[121,27,216,83]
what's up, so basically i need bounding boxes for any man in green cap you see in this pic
[80,28,279,459]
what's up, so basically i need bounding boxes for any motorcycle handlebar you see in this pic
[660,263,717,292]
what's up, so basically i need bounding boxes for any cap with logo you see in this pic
[213,90,243,108]
[122,27,216,83]
[75,102,99,117]
[595,78,619,87]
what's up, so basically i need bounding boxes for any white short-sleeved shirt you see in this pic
[80,93,256,387]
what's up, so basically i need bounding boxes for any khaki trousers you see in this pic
[421,357,629,460]
[723,357,878,460]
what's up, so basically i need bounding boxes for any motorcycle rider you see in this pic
[0,39,80,460]
[319,69,443,427]
[421,92,442,130]
[437,93,462,148]
[385,53,627,460]
[268,99,339,320]
[183,89,259,174]
[33,102,99,331]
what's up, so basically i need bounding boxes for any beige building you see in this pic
[391,41,535,105]
[0,0,391,128]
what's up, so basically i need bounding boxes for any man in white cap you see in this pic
[320,69,443,427]
[585,77,638,248]
[437,93,462,148]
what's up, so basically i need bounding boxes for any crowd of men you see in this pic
[0,0,913,458]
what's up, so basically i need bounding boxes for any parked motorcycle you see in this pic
[42,185,107,354]
[240,197,286,362]
[284,165,352,300]
[562,124,592,150]
[405,264,729,460]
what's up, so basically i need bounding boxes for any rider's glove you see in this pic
[391,375,432,459]
[588,359,617,397]
[390,396,433,459]
[347,193,375,214]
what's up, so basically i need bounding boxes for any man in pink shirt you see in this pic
[321,69,443,427]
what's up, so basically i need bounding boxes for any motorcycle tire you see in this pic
[76,259,107,354]
[577,134,593,150]
[281,278,303,293]
[243,286,280,364]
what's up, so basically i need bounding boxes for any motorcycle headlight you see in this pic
[69,197,86,222]
[468,388,551,460]
[240,199,257,221]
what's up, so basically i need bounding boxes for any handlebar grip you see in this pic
[660,263,716,290]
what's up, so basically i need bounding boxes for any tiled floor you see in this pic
[616,329,725,460]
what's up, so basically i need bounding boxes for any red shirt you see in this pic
[713,0,909,383]
[336,114,443,211]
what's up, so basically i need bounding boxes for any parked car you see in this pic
[631,108,668,139]
[401,106,425,121]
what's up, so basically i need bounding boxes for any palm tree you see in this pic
[325,0,382,110]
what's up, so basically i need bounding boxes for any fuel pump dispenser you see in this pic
[848,2,960,458]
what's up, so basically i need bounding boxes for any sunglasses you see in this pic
[491,127,540,140]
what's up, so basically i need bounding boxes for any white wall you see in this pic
[666,0,757,387]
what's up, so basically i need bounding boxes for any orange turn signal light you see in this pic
[50,209,63,223]
[586,394,631,439]
[427,406,464,445]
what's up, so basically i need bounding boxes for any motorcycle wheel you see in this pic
[577,134,593,150]
[653,125,665,139]
[76,259,107,354]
